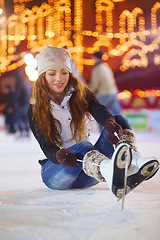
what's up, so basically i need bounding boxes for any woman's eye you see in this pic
[49,73,55,76]
[62,72,67,75]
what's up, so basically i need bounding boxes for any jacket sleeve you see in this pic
[86,91,115,126]
[27,104,60,164]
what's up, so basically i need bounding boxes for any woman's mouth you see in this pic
[54,83,63,88]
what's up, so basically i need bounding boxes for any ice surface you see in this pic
[0,128,160,240]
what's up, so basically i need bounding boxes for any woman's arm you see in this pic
[86,91,122,144]
[87,91,115,126]
[27,104,60,164]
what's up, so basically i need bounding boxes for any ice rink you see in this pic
[0,125,160,240]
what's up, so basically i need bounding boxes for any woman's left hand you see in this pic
[105,118,122,145]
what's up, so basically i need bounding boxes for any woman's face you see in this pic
[45,68,69,95]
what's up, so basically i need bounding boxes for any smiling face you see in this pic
[45,68,70,103]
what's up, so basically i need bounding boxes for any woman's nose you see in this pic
[54,73,61,81]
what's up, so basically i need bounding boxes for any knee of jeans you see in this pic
[41,172,72,190]
[81,140,94,147]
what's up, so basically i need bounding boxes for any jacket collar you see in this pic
[50,85,75,107]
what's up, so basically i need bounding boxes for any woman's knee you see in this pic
[68,140,95,158]
[115,114,131,130]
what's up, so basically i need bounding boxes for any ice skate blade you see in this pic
[117,161,159,200]
[111,144,132,198]
[121,146,130,209]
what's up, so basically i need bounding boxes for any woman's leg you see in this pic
[115,114,132,130]
[41,141,99,190]
[94,128,114,159]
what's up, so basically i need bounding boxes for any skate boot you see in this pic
[117,129,159,197]
[83,143,132,198]
[126,151,159,193]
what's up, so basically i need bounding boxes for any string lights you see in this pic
[0,0,160,74]
[118,89,160,100]
[95,0,114,33]
[73,0,83,72]
[117,88,160,109]
[1,59,25,73]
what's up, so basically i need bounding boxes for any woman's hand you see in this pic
[56,149,77,167]
[105,118,122,145]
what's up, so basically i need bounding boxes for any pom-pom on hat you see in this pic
[36,46,72,76]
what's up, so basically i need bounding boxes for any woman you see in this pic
[27,46,159,199]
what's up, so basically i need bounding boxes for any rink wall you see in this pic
[123,109,160,132]
[0,110,160,132]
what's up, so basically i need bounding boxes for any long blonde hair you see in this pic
[32,73,92,146]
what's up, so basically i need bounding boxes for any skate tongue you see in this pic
[127,164,139,176]
[132,150,141,159]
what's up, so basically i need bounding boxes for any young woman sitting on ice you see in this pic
[27,46,159,198]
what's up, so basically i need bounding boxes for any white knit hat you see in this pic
[36,46,72,76]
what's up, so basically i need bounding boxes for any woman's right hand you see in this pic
[56,149,77,167]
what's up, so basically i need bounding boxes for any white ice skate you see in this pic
[123,151,159,197]
[100,146,159,200]
[82,143,132,200]
[100,143,132,199]
[82,143,159,209]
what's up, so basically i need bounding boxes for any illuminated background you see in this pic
[0,0,160,131]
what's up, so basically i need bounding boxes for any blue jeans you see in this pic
[41,115,131,190]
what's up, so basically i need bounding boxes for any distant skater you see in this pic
[90,51,121,132]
